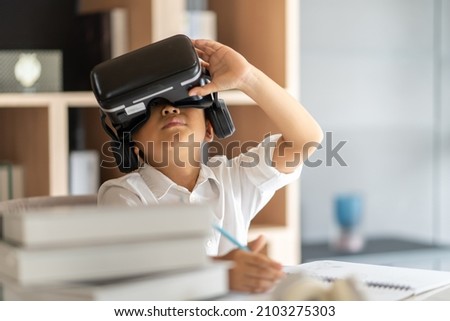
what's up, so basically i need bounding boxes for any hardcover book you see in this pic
[0,236,208,285]
[2,262,229,301]
[3,205,212,247]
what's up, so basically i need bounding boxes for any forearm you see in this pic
[190,39,323,168]
[240,66,323,167]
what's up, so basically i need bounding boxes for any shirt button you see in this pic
[207,240,213,247]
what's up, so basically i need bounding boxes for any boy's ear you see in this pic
[205,119,214,142]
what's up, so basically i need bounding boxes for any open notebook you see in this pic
[285,260,450,301]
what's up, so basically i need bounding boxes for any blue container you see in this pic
[335,194,363,230]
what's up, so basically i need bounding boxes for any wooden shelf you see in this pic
[0,92,96,196]
[0,0,302,264]
[0,90,256,197]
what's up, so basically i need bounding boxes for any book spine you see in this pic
[110,8,129,58]
[0,163,24,200]
[5,237,208,285]
[0,164,7,201]
[6,163,13,199]
[0,243,19,280]
[69,150,100,195]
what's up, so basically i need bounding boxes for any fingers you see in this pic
[247,235,266,253]
[236,250,283,275]
[195,48,209,62]
[234,276,280,293]
[193,39,228,63]
[191,37,252,95]
[192,39,223,54]
[231,269,284,293]
[199,60,209,69]
[228,250,284,293]
[188,82,217,97]
[214,248,285,293]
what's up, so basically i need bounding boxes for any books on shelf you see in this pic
[2,262,229,301]
[69,150,100,195]
[0,162,24,201]
[109,8,128,58]
[184,10,217,40]
[2,205,211,247]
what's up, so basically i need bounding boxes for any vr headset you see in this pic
[90,34,235,173]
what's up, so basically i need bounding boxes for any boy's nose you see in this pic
[161,105,180,116]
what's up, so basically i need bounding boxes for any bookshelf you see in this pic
[0,0,301,264]
[0,91,253,196]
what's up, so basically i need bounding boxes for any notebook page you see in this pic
[286,260,450,296]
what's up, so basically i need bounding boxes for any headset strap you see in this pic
[100,110,120,142]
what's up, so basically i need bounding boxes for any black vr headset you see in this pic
[90,34,235,173]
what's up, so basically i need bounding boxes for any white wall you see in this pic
[438,0,450,243]
[300,0,449,244]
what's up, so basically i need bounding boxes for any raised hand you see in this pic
[189,39,253,97]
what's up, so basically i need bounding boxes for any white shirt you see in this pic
[98,134,302,256]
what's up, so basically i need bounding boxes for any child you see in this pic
[98,39,323,293]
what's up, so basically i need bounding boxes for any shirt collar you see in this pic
[198,163,220,188]
[138,163,220,200]
[138,164,176,200]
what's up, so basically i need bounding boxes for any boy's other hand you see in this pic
[216,235,285,293]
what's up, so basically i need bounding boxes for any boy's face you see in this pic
[133,104,214,165]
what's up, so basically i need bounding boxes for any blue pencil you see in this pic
[213,224,250,251]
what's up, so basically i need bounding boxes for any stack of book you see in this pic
[0,205,229,300]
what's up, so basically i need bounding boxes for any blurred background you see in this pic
[300,0,450,269]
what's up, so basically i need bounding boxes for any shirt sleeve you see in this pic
[97,185,143,206]
[231,134,303,221]
[237,134,302,191]
[97,171,150,208]
[208,135,302,225]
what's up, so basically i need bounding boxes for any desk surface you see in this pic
[302,237,439,262]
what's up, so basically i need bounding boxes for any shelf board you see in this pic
[0,92,97,108]
[0,90,256,108]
